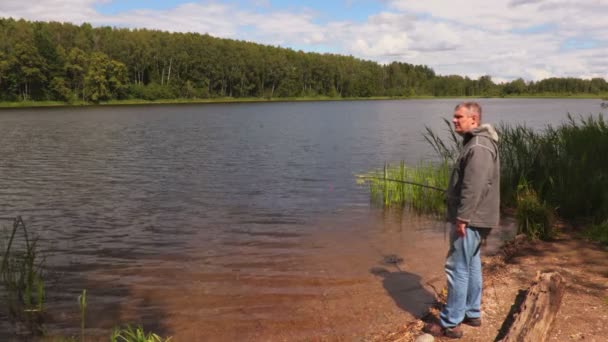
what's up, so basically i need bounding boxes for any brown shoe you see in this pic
[422,322,463,339]
[462,316,482,327]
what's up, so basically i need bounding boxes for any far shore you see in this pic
[1,94,607,109]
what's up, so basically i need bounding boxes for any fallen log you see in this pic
[499,272,565,342]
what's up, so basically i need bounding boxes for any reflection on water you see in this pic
[0,99,594,339]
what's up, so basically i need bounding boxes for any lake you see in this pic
[0,98,604,340]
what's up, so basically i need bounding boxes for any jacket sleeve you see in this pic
[456,145,495,223]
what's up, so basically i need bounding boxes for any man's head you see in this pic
[453,102,482,135]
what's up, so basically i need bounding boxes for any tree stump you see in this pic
[499,272,565,342]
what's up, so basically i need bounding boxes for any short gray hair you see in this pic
[455,102,482,122]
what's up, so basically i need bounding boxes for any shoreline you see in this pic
[1,94,606,109]
[372,227,608,341]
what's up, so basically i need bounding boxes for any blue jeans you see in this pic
[440,225,482,328]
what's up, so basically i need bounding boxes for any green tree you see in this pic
[0,18,606,102]
[84,52,127,102]
[49,77,71,101]
[65,47,88,100]
[9,43,47,100]
[503,78,527,95]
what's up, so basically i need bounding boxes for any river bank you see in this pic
[371,225,608,341]
[1,94,606,109]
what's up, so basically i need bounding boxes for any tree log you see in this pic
[499,272,565,342]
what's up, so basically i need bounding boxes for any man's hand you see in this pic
[456,220,467,237]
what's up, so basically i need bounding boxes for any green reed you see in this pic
[78,289,87,342]
[0,216,46,335]
[499,114,608,223]
[110,325,172,342]
[357,160,449,216]
[423,118,461,164]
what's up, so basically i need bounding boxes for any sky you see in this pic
[1,0,607,82]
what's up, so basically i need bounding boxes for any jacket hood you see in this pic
[472,123,499,142]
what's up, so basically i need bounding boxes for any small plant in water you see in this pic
[0,216,46,335]
[111,325,172,342]
[78,289,87,342]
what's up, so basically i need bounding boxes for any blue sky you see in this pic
[95,0,384,23]
[1,0,607,81]
[96,0,180,14]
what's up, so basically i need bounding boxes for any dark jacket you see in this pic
[447,124,500,228]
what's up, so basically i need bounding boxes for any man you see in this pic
[423,102,500,339]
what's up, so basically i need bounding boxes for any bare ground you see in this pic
[371,230,608,342]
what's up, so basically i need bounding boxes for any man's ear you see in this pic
[473,114,480,125]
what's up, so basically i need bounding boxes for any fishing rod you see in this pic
[357,176,447,193]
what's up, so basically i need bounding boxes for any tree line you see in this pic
[0,17,607,103]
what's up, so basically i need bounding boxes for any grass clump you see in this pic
[515,182,555,240]
[357,160,449,216]
[111,325,172,342]
[582,221,608,245]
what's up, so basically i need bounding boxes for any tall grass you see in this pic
[500,114,608,222]
[423,118,461,164]
[357,160,449,216]
[545,115,608,220]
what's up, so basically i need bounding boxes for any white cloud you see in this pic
[350,32,411,57]
[0,0,100,23]
[108,3,242,37]
[0,0,606,81]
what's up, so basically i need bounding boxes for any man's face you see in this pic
[452,107,478,135]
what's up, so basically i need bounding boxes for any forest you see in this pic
[1,17,607,103]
